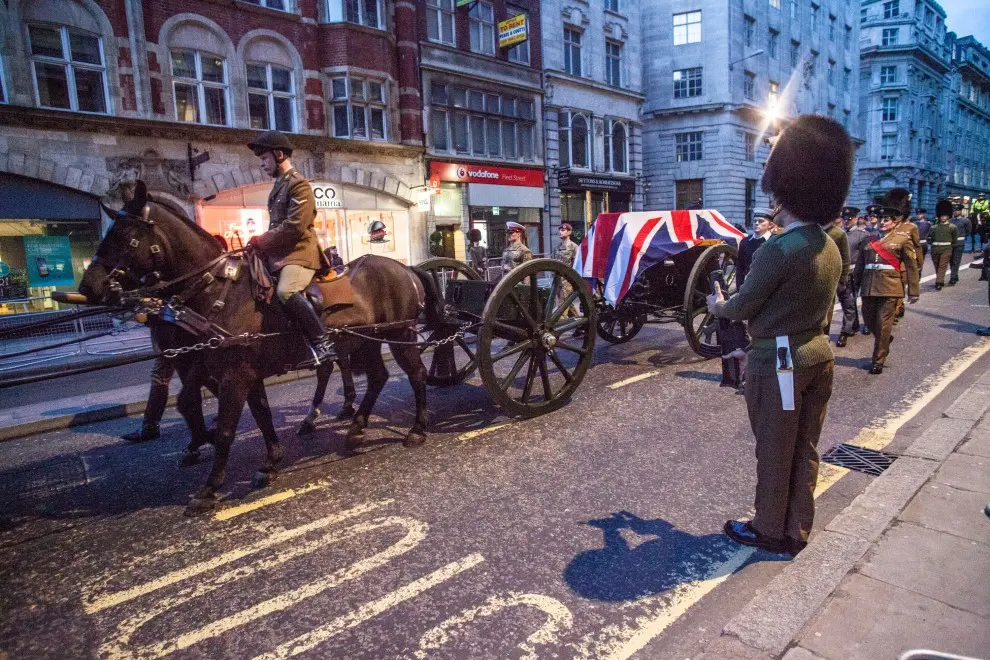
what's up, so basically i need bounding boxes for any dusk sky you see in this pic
[938,0,990,47]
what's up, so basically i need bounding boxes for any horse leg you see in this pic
[390,341,429,447]
[345,343,388,449]
[174,359,213,467]
[186,368,251,517]
[246,379,284,489]
[337,355,357,420]
[299,361,334,435]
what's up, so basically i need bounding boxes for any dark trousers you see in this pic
[745,361,834,544]
[950,245,964,282]
[862,296,898,367]
[932,250,951,285]
[836,276,859,335]
[143,356,174,427]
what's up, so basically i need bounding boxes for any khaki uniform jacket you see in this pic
[902,221,923,268]
[825,225,851,276]
[254,167,321,272]
[928,221,958,255]
[502,242,533,273]
[555,237,578,267]
[855,228,920,298]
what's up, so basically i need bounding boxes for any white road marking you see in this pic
[253,553,486,660]
[608,371,661,390]
[101,515,428,659]
[83,498,391,614]
[412,592,574,660]
[214,480,328,521]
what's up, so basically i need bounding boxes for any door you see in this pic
[675,179,704,210]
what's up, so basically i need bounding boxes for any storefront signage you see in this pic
[557,169,636,194]
[416,191,432,212]
[312,183,343,209]
[430,162,543,188]
[24,236,75,287]
[498,14,528,49]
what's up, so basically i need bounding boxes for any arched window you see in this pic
[570,113,590,169]
[605,120,627,172]
[243,36,298,132]
[27,23,108,113]
[165,19,233,126]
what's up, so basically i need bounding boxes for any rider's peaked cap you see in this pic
[936,199,954,218]
[248,130,294,156]
[761,115,854,226]
[880,187,912,218]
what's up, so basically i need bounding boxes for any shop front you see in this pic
[557,169,635,241]
[0,173,108,315]
[428,161,546,258]
[198,180,414,265]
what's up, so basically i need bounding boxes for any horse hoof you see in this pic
[337,406,355,420]
[252,471,277,489]
[180,451,202,468]
[403,432,427,448]
[204,427,218,445]
[297,420,316,436]
[344,431,365,450]
[184,497,219,517]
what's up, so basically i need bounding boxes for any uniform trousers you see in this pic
[932,250,952,285]
[836,276,859,335]
[140,356,174,429]
[745,360,834,544]
[276,264,316,302]
[861,297,898,367]
[950,245,965,282]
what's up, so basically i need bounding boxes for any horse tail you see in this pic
[411,267,444,331]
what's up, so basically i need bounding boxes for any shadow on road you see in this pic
[564,510,753,602]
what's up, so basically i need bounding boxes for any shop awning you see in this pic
[0,173,102,220]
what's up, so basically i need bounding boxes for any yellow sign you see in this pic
[498,14,528,49]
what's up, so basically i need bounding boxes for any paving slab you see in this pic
[722,530,871,654]
[899,482,990,546]
[860,522,990,617]
[797,573,990,660]
[959,429,990,457]
[823,456,936,542]
[941,383,990,420]
[692,634,772,660]
[934,452,990,494]
[902,416,975,461]
[781,648,827,660]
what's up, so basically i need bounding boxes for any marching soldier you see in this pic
[708,115,850,557]
[830,207,860,346]
[501,221,533,274]
[949,203,970,285]
[554,223,579,320]
[468,228,488,277]
[854,198,921,375]
[737,208,778,287]
[878,190,920,323]
[247,130,333,362]
[914,208,932,263]
[929,199,958,290]
[974,193,990,252]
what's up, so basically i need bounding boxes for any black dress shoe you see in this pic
[935,283,943,291]
[949,280,958,286]
[835,334,848,348]
[122,424,160,443]
[861,326,871,336]
[869,364,883,375]
[723,520,787,553]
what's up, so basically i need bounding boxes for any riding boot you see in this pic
[283,292,336,364]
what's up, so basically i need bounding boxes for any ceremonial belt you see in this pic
[931,241,952,246]
[864,263,896,270]
[750,328,824,350]
[869,240,902,270]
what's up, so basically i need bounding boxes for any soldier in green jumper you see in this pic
[929,199,958,290]
[708,115,851,557]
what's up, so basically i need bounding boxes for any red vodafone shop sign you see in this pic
[429,161,544,188]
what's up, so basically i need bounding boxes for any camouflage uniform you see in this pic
[554,237,579,318]
[501,242,533,274]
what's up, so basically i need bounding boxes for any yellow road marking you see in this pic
[457,423,510,441]
[214,481,327,522]
[608,371,661,390]
[83,498,392,615]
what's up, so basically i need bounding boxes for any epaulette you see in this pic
[770,229,810,255]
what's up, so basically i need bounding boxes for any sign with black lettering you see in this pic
[313,183,343,209]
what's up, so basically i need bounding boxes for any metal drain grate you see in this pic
[821,443,897,476]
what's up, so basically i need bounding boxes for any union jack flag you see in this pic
[572,210,745,306]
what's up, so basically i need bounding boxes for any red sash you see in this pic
[869,239,902,270]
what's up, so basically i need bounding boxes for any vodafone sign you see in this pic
[430,161,544,188]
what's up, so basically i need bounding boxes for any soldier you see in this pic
[830,207,860,346]
[949,203,970,285]
[554,223,580,321]
[854,200,921,375]
[467,228,488,277]
[246,130,334,362]
[501,220,533,274]
[929,199,958,290]
[878,190,920,323]
[914,208,932,263]
[865,205,882,236]
[708,115,850,557]
[974,193,990,253]
[846,215,872,336]
[737,208,778,287]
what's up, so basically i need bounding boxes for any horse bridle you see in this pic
[94,203,175,294]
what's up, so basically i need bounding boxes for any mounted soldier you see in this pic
[246,130,334,362]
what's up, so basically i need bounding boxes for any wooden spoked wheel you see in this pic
[416,258,482,387]
[595,303,646,344]
[477,258,597,417]
[682,243,738,359]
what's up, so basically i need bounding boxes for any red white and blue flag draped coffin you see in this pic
[573,210,745,306]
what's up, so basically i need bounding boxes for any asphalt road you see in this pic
[1,259,988,659]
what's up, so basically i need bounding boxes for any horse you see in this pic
[79,189,441,515]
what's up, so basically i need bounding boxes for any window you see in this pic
[673,11,702,45]
[882,28,898,45]
[791,0,798,22]
[882,97,898,121]
[676,179,704,209]
[744,71,756,100]
[828,59,835,85]
[881,133,896,159]
[604,120,628,172]
[0,57,6,104]
[791,40,801,67]
[605,0,620,11]
[827,103,835,117]
[883,0,899,19]
[844,25,852,49]
[861,7,867,22]
[768,30,779,58]
[828,16,835,40]
[506,8,530,64]
[331,76,388,140]
[745,132,756,160]
[770,0,780,9]
[243,0,286,10]
[842,109,850,128]
[675,131,703,161]
[605,41,623,86]
[344,0,382,28]
[247,63,294,132]
[432,84,534,160]
[925,8,934,26]
[843,67,850,91]
[172,49,227,125]
[564,28,582,75]
[745,16,755,48]
[570,114,590,168]
[469,1,495,55]
[811,4,819,32]
[769,80,779,106]
[673,67,703,98]
[28,24,108,113]
[880,65,897,84]
[427,0,455,46]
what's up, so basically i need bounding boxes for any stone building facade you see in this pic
[944,34,990,202]
[641,0,862,227]
[0,0,426,313]
[851,0,951,211]
[540,0,644,244]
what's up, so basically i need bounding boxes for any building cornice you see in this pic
[645,102,728,118]
[544,71,645,102]
[860,44,951,74]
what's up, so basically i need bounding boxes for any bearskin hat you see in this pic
[935,198,954,218]
[761,115,854,225]
[880,187,912,219]
[468,228,482,242]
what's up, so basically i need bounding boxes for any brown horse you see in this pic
[80,190,441,515]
